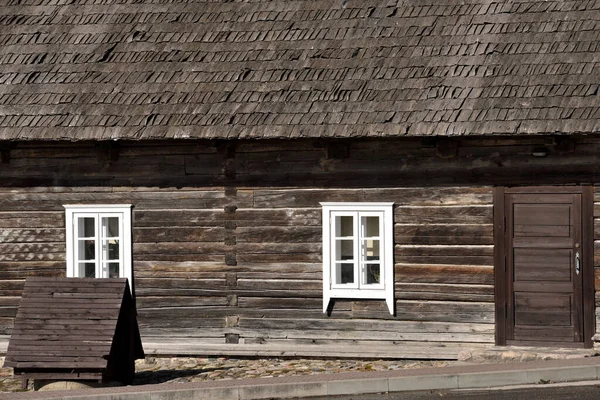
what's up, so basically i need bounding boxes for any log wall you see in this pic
[0,135,598,354]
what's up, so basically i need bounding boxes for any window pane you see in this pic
[106,240,120,260]
[335,216,354,237]
[336,263,355,284]
[78,217,95,238]
[336,239,354,261]
[108,262,120,278]
[79,263,95,278]
[103,217,119,238]
[362,216,380,238]
[366,264,381,284]
[78,239,95,261]
[363,239,380,260]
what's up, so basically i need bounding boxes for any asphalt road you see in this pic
[300,383,600,400]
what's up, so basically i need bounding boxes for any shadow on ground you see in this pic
[134,367,233,385]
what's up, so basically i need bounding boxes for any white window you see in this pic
[64,205,133,283]
[321,202,394,315]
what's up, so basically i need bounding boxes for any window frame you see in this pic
[321,202,394,315]
[64,205,133,283]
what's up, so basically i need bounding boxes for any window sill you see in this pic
[324,288,394,315]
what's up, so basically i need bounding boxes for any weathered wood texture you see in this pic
[2,136,598,353]
[4,278,143,383]
[590,188,600,337]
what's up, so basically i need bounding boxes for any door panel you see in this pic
[513,248,572,281]
[506,192,583,344]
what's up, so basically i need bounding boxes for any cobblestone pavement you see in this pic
[0,356,454,393]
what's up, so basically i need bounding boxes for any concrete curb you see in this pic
[3,360,599,400]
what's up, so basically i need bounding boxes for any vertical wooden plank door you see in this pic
[505,192,584,345]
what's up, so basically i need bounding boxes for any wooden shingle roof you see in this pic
[0,0,599,141]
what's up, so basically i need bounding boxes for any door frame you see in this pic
[493,186,595,348]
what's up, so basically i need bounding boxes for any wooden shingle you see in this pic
[0,1,599,140]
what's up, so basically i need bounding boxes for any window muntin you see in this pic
[321,203,394,315]
[65,205,132,284]
[331,211,384,290]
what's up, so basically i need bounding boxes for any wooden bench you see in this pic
[3,277,144,388]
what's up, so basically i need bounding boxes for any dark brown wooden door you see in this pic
[505,192,584,345]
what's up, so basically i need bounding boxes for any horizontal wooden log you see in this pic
[0,307,18,317]
[240,334,494,345]
[237,316,493,333]
[0,214,64,229]
[236,208,321,227]
[236,243,321,254]
[0,316,15,334]
[236,279,321,291]
[236,149,322,163]
[395,291,492,303]
[0,261,64,280]
[135,278,225,290]
[0,228,64,244]
[352,300,494,323]
[396,283,493,295]
[236,272,320,280]
[135,288,226,297]
[134,261,232,277]
[396,264,494,284]
[134,242,228,262]
[394,205,492,224]
[135,270,228,279]
[144,308,352,323]
[136,296,228,308]
[0,280,25,297]
[146,318,494,342]
[134,227,224,243]
[134,210,226,227]
[231,289,322,299]
[253,188,492,208]
[8,154,185,177]
[137,316,227,329]
[237,226,321,243]
[182,154,225,175]
[0,190,252,210]
[232,263,322,274]
[23,278,125,288]
[395,224,493,245]
[238,297,322,309]
[395,245,493,266]
[237,253,322,263]
[118,142,217,156]
[0,243,65,262]
[0,280,24,290]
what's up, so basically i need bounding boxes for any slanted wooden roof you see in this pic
[0,0,599,141]
[4,278,143,382]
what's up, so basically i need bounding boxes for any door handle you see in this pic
[575,251,580,275]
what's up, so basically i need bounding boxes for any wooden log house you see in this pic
[0,0,599,358]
